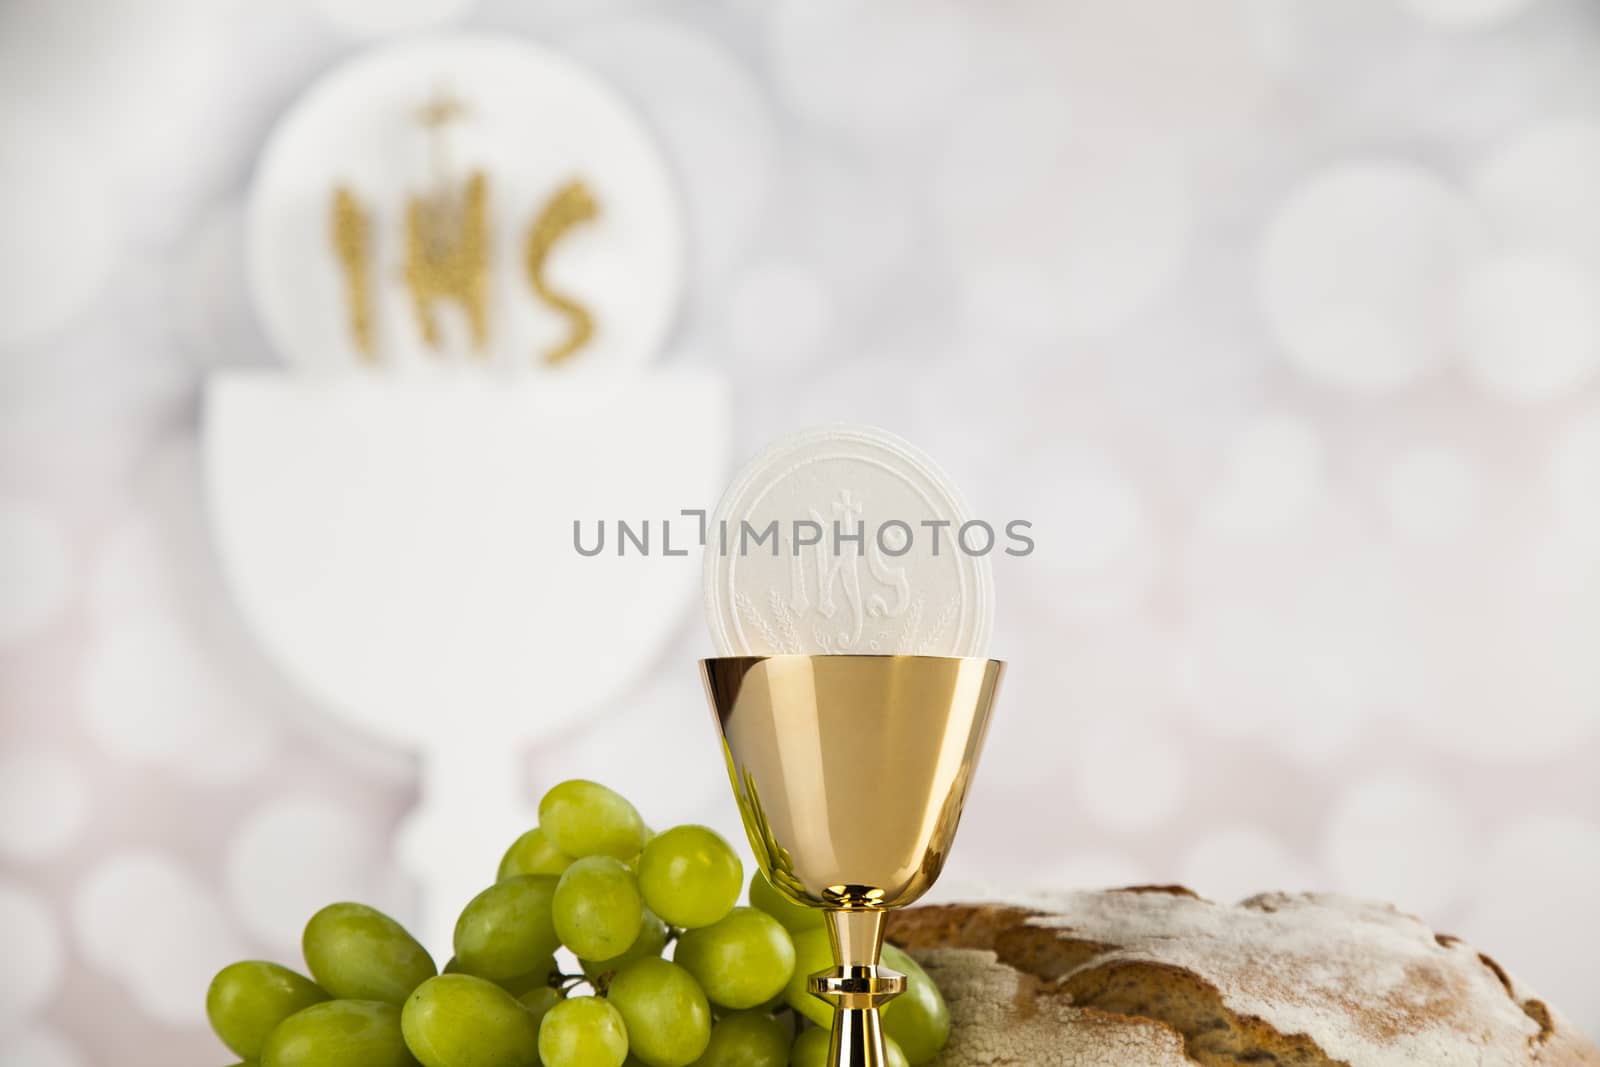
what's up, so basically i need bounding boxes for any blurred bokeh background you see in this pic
[3,0,1600,1062]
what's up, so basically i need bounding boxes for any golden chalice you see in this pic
[700,655,1003,1067]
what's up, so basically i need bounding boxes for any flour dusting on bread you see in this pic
[889,889,1599,1067]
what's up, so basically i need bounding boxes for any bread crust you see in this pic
[888,888,1600,1067]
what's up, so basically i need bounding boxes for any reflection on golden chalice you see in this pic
[700,655,1003,1067]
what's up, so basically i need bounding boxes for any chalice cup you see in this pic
[700,655,1003,1067]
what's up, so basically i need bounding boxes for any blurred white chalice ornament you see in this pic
[210,34,716,950]
[205,375,727,949]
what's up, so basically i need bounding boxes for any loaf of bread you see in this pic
[887,888,1599,1067]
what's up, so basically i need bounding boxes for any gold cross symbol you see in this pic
[416,88,468,130]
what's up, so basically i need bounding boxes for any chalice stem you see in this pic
[809,910,906,1067]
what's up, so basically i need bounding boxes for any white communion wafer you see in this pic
[704,425,994,657]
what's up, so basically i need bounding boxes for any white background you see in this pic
[1,0,1598,1061]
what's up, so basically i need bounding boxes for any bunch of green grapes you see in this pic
[204,780,951,1067]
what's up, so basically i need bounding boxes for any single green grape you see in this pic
[518,985,562,1027]
[260,1000,417,1067]
[606,957,711,1067]
[747,872,823,934]
[636,826,742,929]
[553,856,644,961]
[692,1011,789,1067]
[674,908,795,1010]
[581,908,668,978]
[782,928,834,1029]
[499,827,574,880]
[879,944,950,1065]
[402,974,540,1067]
[302,903,436,1005]
[206,960,328,1059]
[788,1027,828,1067]
[788,1026,904,1067]
[453,875,562,982]
[538,780,646,860]
[537,996,630,1067]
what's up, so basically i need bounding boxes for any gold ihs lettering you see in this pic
[330,185,376,360]
[525,179,601,365]
[327,87,604,366]
[403,170,492,353]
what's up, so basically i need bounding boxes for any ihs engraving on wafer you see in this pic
[704,425,994,658]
